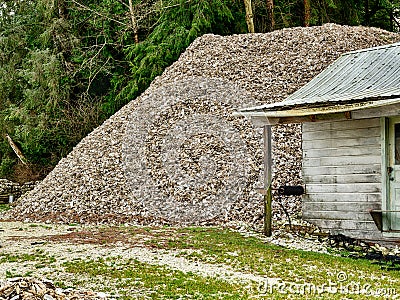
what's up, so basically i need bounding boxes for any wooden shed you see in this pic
[237,42,400,243]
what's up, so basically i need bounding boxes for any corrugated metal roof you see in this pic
[238,42,400,116]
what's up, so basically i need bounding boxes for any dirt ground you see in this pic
[0,222,272,299]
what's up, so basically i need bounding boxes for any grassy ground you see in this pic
[0,223,399,299]
[0,204,11,213]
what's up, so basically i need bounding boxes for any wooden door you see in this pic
[388,117,400,230]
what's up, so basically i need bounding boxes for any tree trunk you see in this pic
[6,134,27,165]
[266,0,275,32]
[243,0,255,33]
[128,0,139,43]
[365,0,370,25]
[304,0,311,27]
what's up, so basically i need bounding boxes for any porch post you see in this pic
[263,125,272,236]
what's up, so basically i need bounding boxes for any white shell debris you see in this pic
[6,24,400,227]
[0,278,110,300]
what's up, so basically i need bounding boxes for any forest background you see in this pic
[0,0,399,182]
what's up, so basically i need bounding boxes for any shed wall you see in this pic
[302,117,384,240]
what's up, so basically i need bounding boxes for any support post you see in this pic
[263,125,272,236]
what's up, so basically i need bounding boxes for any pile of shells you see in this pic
[0,278,109,300]
[5,24,400,227]
[20,182,39,196]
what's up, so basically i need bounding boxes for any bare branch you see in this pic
[128,0,139,43]
[5,134,27,165]
[70,0,126,26]
[86,56,111,94]
[115,0,130,9]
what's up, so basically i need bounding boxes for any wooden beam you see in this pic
[249,111,353,126]
[277,111,352,124]
[263,125,272,236]
[352,103,400,119]
[250,116,280,127]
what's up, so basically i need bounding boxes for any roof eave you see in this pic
[234,98,400,126]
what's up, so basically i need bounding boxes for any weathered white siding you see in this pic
[302,117,383,240]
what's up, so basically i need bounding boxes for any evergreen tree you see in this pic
[118,0,245,103]
[0,0,246,180]
[0,0,398,181]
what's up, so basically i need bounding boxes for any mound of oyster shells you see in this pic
[5,24,400,227]
[0,278,109,300]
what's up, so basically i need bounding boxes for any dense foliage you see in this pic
[0,0,399,181]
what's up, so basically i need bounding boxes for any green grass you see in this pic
[0,204,11,212]
[0,250,57,265]
[63,257,248,299]
[28,224,52,229]
[141,227,400,299]
[1,225,399,299]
